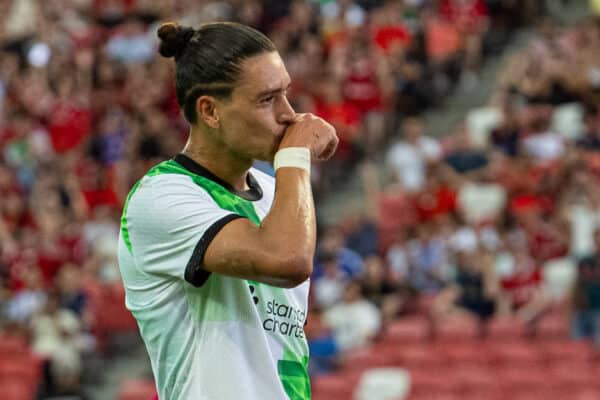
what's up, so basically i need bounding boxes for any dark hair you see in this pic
[157,21,277,124]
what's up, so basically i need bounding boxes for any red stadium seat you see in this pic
[434,315,480,343]
[570,388,600,400]
[0,334,28,355]
[86,279,139,350]
[542,340,594,363]
[118,379,157,400]
[450,364,500,392]
[312,372,358,399]
[536,312,569,340]
[0,379,35,400]
[408,392,461,400]
[344,346,394,371]
[461,388,506,400]
[383,316,429,344]
[490,342,544,367]
[547,361,600,388]
[501,387,562,400]
[408,365,462,394]
[486,316,526,342]
[391,344,445,369]
[415,294,436,316]
[495,366,550,390]
[435,342,494,366]
[0,354,43,382]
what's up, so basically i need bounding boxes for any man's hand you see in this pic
[278,113,339,161]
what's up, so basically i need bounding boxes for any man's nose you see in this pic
[277,96,296,125]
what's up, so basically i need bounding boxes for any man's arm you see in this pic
[203,114,338,288]
[203,168,315,288]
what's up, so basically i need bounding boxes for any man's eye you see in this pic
[261,96,275,104]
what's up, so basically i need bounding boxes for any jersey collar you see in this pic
[174,153,263,202]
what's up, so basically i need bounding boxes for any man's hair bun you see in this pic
[157,22,195,59]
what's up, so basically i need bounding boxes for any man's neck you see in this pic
[182,127,253,191]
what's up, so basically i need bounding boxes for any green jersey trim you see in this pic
[120,158,263,255]
[120,179,142,255]
[147,159,261,224]
[278,351,311,400]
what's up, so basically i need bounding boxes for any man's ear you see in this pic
[196,95,220,129]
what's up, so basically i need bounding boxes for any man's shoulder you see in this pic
[125,170,216,216]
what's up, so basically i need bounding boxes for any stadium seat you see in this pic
[408,392,461,400]
[436,342,494,366]
[461,388,506,400]
[570,388,600,400]
[118,379,157,400]
[312,372,358,399]
[542,341,593,363]
[391,344,445,369]
[434,314,480,343]
[0,379,35,400]
[0,334,28,355]
[415,294,436,316]
[486,316,526,342]
[383,316,428,344]
[502,387,562,400]
[344,346,394,371]
[490,342,544,367]
[407,365,461,394]
[547,360,600,388]
[450,364,500,392]
[86,279,139,350]
[495,366,550,390]
[0,354,43,382]
[536,311,569,340]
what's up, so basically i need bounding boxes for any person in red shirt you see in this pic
[314,78,362,161]
[414,166,457,223]
[48,76,92,154]
[370,1,412,55]
[438,0,490,79]
[342,43,390,155]
[498,242,550,335]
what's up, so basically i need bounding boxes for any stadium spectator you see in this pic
[430,249,500,338]
[360,254,416,326]
[386,116,442,192]
[31,291,83,397]
[313,252,348,309]
[571,230,600,353]
[497,241,549,335]
[4,266,46,324]
[406,222,451,293]
[1,1,595,396]
[305,306,341,375]
[324,280,382,351]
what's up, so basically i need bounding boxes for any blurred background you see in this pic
[1,0,600,399]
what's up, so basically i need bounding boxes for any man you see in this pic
[118,22,338,399]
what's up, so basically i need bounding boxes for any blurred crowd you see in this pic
[306,8,600,376]
[0,0,594,397]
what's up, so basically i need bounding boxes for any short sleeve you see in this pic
[126,175,244,286]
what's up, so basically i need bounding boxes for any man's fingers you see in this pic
[318,136,339,161]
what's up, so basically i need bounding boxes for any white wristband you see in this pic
[273,147,311,173]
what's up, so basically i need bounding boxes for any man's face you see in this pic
[215,51,295,162]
